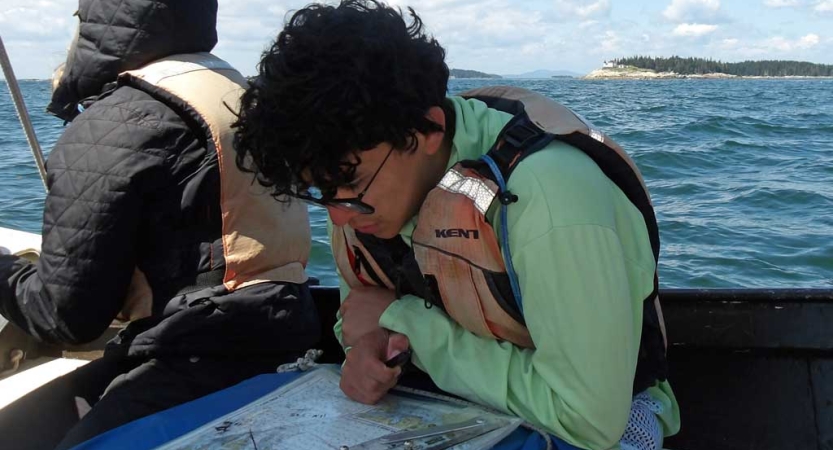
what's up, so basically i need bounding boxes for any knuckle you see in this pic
[344,351,359,366]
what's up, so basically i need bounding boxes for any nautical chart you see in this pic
[158,365,522,450]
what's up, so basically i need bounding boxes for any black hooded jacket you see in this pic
[0,0,319,358]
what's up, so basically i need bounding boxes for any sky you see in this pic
[1,0,832,79]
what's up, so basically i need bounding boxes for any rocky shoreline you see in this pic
[583,67,833,80]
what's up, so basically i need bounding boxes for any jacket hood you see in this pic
[47,0,218,121]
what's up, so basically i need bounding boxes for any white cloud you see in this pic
[663,0,722,22]
[763,0,801,7]
[0,2,73,41]
[577,0,612,18]
[598,30,621,53]
[766,36,797,51]
[1,0,831,79]
[814,0,833,12]
[381,0,564,72]
[216,1,289,43]
[387,0,475,8]
[554,0,612,19]
[0,1,77,79]
[798,33,821,47]
[764,33,821,51]
[672,23,719,36]
[708,31,830,61]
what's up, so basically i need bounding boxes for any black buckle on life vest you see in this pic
[499,191,519,205]
[502,120,543,150]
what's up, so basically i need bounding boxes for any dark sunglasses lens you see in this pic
[297,186,323,199]
[295,188,374,214]
[296,193,323,206]
[296,188,328,205]
[331,201,374,214]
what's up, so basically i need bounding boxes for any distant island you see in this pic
[503,69,580,79]
[450,68,582,79]
[450,68,502,79]
[585,56,833,79]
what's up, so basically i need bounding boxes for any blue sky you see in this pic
[1,0,831,79]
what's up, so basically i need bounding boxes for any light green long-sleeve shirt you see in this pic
[333,96,680,450]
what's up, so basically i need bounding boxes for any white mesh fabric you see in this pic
[619,391,665,450]
[437,168,496,214]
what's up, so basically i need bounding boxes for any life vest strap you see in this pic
[480,113,557,185]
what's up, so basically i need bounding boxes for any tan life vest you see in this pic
[116,53,311,321]
[333,86,668,392]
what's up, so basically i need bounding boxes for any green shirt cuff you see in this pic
[379,294,424,331]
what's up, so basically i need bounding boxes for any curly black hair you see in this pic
[232,0,449,201]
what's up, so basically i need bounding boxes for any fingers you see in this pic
[340,329,402,404]
[341,348,401,404]
[386,333,410,360]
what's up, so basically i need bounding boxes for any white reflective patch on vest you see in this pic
[129,53,234,85]
[438,169,496,214]
[590,129,605,143]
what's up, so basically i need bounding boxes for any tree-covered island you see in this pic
[449,68,502,79]
[585,56,833,79]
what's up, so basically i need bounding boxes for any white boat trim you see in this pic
[0,357,89,409]
[0,227,41,259]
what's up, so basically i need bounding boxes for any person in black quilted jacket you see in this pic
[0,1,321,448]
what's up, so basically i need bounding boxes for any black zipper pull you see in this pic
[422,275,446,312]
[352,245,363,274]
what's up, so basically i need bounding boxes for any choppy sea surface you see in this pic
[2,79,831,288]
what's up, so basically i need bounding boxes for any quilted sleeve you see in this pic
[0,87,184,344]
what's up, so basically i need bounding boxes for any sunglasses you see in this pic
[296,147,395,215]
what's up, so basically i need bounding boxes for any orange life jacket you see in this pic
[116,53,311,321]
[332,86,667,393]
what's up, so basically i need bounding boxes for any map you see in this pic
[158,366,522,450]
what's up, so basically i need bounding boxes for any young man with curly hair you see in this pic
[234,1,680,449]
[0,1,319,448]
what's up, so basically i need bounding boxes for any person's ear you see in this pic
[422,106,446,156]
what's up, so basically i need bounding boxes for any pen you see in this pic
[384,349,411,368]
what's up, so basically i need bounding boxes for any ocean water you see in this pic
[1,79,831,288]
